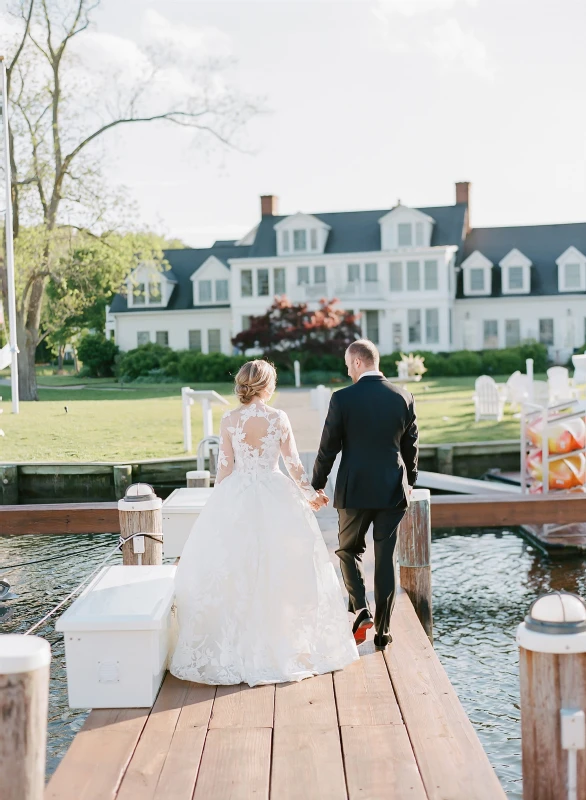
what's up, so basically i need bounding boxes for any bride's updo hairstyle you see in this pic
[234,359,277,404]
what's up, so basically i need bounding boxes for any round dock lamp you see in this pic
[118,483,163,566]
[517,591,586,800]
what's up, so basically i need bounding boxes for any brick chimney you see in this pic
[455,181,471,232]
[260,195,278,217]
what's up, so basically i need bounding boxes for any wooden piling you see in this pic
[436,444,454,475]
[186,470,211,488]
[118,483,163,566]
[0,463,18,505]
[113,465,133,499]
[0,635,51,800]
[398,488,433,642]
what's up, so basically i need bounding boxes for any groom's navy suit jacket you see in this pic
[311,375,419,510]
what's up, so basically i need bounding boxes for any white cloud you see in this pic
[376,0,477,18]
[425,19,494,79]
[142,10,232,62]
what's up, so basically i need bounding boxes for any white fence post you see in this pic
[294,360,301,388]
[182,387,193,452]
[526,358,534,402]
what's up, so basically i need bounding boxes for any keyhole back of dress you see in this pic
[241,411,271,455]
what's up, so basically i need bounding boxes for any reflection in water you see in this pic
[1,529,584,795]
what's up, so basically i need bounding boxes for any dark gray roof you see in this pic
[248,204,468,258]
[457,222,586,298]
[110,244,249,313]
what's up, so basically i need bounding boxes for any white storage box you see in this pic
[162,487,213,559]
[56,565,176,709]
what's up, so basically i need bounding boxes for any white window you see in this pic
[257,269,269,296]
[365,263,378,282]
[215,279,229,302]
[389,262,402,291]
[148,281,162,303]
[137,331,150,346]
[483,320,499,349]
[310,229,318,250]
[282,231,290,252]
[408,309,421,344]
[297,266,310,285]
[274,268,286,295]
[365,310,379,344]
[415,222,424,246]
[539,318,554,346]
[398,223,412,247]
[426,309,439,344]
[208,329,222,353]
[564,263,582,290]
[241,316,251,332]
[499,249,531,295]
[507,267,524,291]
[314,265,326,284]
[155,331,169,347]
[241,270,253,297]
[392,322,402,350]
[406,261,420,291]
[198,280,212,303]
[293,230,307,251]
[133,283,146,305]
[188,330,202,351]
[505,319,521,347]
[424,260,438,291]
[470,269,485,292]
[348,264,360,283]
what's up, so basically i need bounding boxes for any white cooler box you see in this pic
[56,564,177,709]
[162,487,214,559]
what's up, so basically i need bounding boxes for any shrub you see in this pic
[116,342,169,381]
[176,352,249,383]
[77,333,119,378]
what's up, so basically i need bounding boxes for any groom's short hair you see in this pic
[347,339,380,366]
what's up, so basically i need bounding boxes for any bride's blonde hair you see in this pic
[234,360,277,405]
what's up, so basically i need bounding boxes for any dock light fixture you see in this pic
[517,591,586,653]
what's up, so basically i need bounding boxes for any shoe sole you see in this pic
[353,620,373,645]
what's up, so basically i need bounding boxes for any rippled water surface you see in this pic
[1,529,585,795]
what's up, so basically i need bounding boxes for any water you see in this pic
[1,529,584,795]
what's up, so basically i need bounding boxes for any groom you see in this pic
[311,339,419,650]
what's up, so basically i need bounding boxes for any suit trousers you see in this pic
[336,507,406,643]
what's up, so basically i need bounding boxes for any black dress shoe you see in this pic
[352,609,374,645]
[374,633,392,651]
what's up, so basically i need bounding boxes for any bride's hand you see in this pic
[309,491,329,511]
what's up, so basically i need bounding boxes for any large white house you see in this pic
[108,183,586,363]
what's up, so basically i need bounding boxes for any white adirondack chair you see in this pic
[506,371,531,410]
[532,380,550,406]
[547,366,577,405]
[473,376,507,422]
[572,353,586,386]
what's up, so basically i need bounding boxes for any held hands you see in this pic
[309,489,329,511]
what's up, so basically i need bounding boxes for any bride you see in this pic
[169,359,359,686]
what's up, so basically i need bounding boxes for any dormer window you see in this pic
[191,255,231,305]
[133,283,146,305]
[378,205,434,250]
[199,280,212,303]
[149,281,162,302]
[499,248,531,294]
[460,250,493,296]
[556,247,586,293]
[274,213,331,256]
[398,224,412,247]
[127,265,174,308]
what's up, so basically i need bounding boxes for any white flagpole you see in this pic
[0,55,19,413]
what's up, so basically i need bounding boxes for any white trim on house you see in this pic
[189,255,231,306]
[126,263,176,309]
[460,250,493,296]
[556,246,586,293]
[273,212,331,256]
[499,248,532,295]
[378,204,435,251]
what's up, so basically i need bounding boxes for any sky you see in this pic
[2,0,586,248]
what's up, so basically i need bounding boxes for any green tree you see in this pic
[0,0,258,400]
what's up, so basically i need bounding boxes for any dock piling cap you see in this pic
[0,635,51,673]
[118,482,162,512]
[517,591,586,654]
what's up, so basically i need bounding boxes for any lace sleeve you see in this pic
[215,413,234,485]
[279,411,319,503]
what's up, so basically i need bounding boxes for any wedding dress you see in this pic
[169,400,359,686]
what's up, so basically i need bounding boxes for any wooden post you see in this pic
[436,444,454,475]
[398,488,433,642]
[0,463,18,504]
[118,483,163,566]
[517,592,586,800]
[0,635,51,800]
[113,464,132,499]
[186,470,211,488]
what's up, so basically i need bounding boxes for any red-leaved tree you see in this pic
[232,297,361,369]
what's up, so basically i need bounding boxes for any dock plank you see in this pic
[209,683,274,729]
[193,728,271,800]
[116,674,193,800]
[274,673,338,727]
[334,647,402,726]
[386,592,507,799]
[45,708,149,800]
[271,726,347,800]
[341,725,427,800]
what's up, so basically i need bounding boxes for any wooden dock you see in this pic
[45,590,505,800]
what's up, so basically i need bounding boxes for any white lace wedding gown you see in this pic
[169,400,359,686]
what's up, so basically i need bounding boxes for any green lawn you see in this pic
[0,371,528,462]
